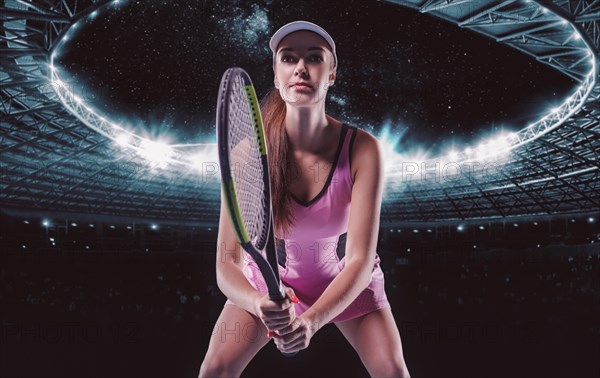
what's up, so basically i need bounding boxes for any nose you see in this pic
[294,60,308,77]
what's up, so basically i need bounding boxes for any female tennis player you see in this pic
[199,21,410,377]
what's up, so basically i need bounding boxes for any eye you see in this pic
[281,55,296,63]
[309,55,324,63]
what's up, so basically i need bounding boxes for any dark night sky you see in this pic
[55,0,576,156]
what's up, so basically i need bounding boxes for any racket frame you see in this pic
[216,67,286,302]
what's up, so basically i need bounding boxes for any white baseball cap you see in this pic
[269,20,337,70]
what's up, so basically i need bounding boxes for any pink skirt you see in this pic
[224,253,390,324]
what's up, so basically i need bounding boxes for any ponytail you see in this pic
[260,87,295,238]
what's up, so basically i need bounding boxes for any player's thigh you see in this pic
[335,307,410,377]
[199,303,270,377]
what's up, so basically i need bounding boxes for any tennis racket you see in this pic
[216,67,297,357]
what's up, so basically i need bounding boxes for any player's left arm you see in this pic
[303,128,384,329]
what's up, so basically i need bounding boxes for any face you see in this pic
[274,30,336,106]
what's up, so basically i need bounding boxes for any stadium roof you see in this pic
[1,0,598,226]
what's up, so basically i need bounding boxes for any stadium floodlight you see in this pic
[476,143,488,160]
[138,140,173,168]
[115,133,130,147]
[588,217,595,224]
[42,220,50,227]
[151,224,158,230]
[457,224,465,231]
[71,223,77,227]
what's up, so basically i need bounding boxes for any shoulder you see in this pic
[347,126,383,184]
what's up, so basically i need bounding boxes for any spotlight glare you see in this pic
[588,217,595,223]
[53,78,66,88]
[74,95,81,104]
[457,224,465,232]
[190,152,209,171]
[476,144,488,160]
[138,140,173,167]
[572,32,581,40]
[115,133,130,147]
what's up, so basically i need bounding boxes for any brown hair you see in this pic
[260,87,296,238]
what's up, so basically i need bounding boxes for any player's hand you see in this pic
[254,286,299,335]
[272,314,316,354]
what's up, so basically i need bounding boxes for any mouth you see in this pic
[292,82,312,88]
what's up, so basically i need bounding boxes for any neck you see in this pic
[284,102,331,153]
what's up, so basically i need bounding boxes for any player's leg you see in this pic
[198,303,270,378]
[334,306,410,378]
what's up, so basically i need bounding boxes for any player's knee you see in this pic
[198,354,240,378]
[369,356,410,378]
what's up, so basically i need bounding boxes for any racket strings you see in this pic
[228,74,268,249]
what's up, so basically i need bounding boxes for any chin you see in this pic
[282,91,327,106]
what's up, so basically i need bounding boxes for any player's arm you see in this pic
[215,192,263,316]
[302,128,384,329]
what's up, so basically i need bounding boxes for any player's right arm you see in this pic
[215,193,263,315]
[215,192,296,328]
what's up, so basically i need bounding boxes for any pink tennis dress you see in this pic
[225,123,390,323]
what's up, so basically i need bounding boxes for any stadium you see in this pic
[1,0,599,377]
